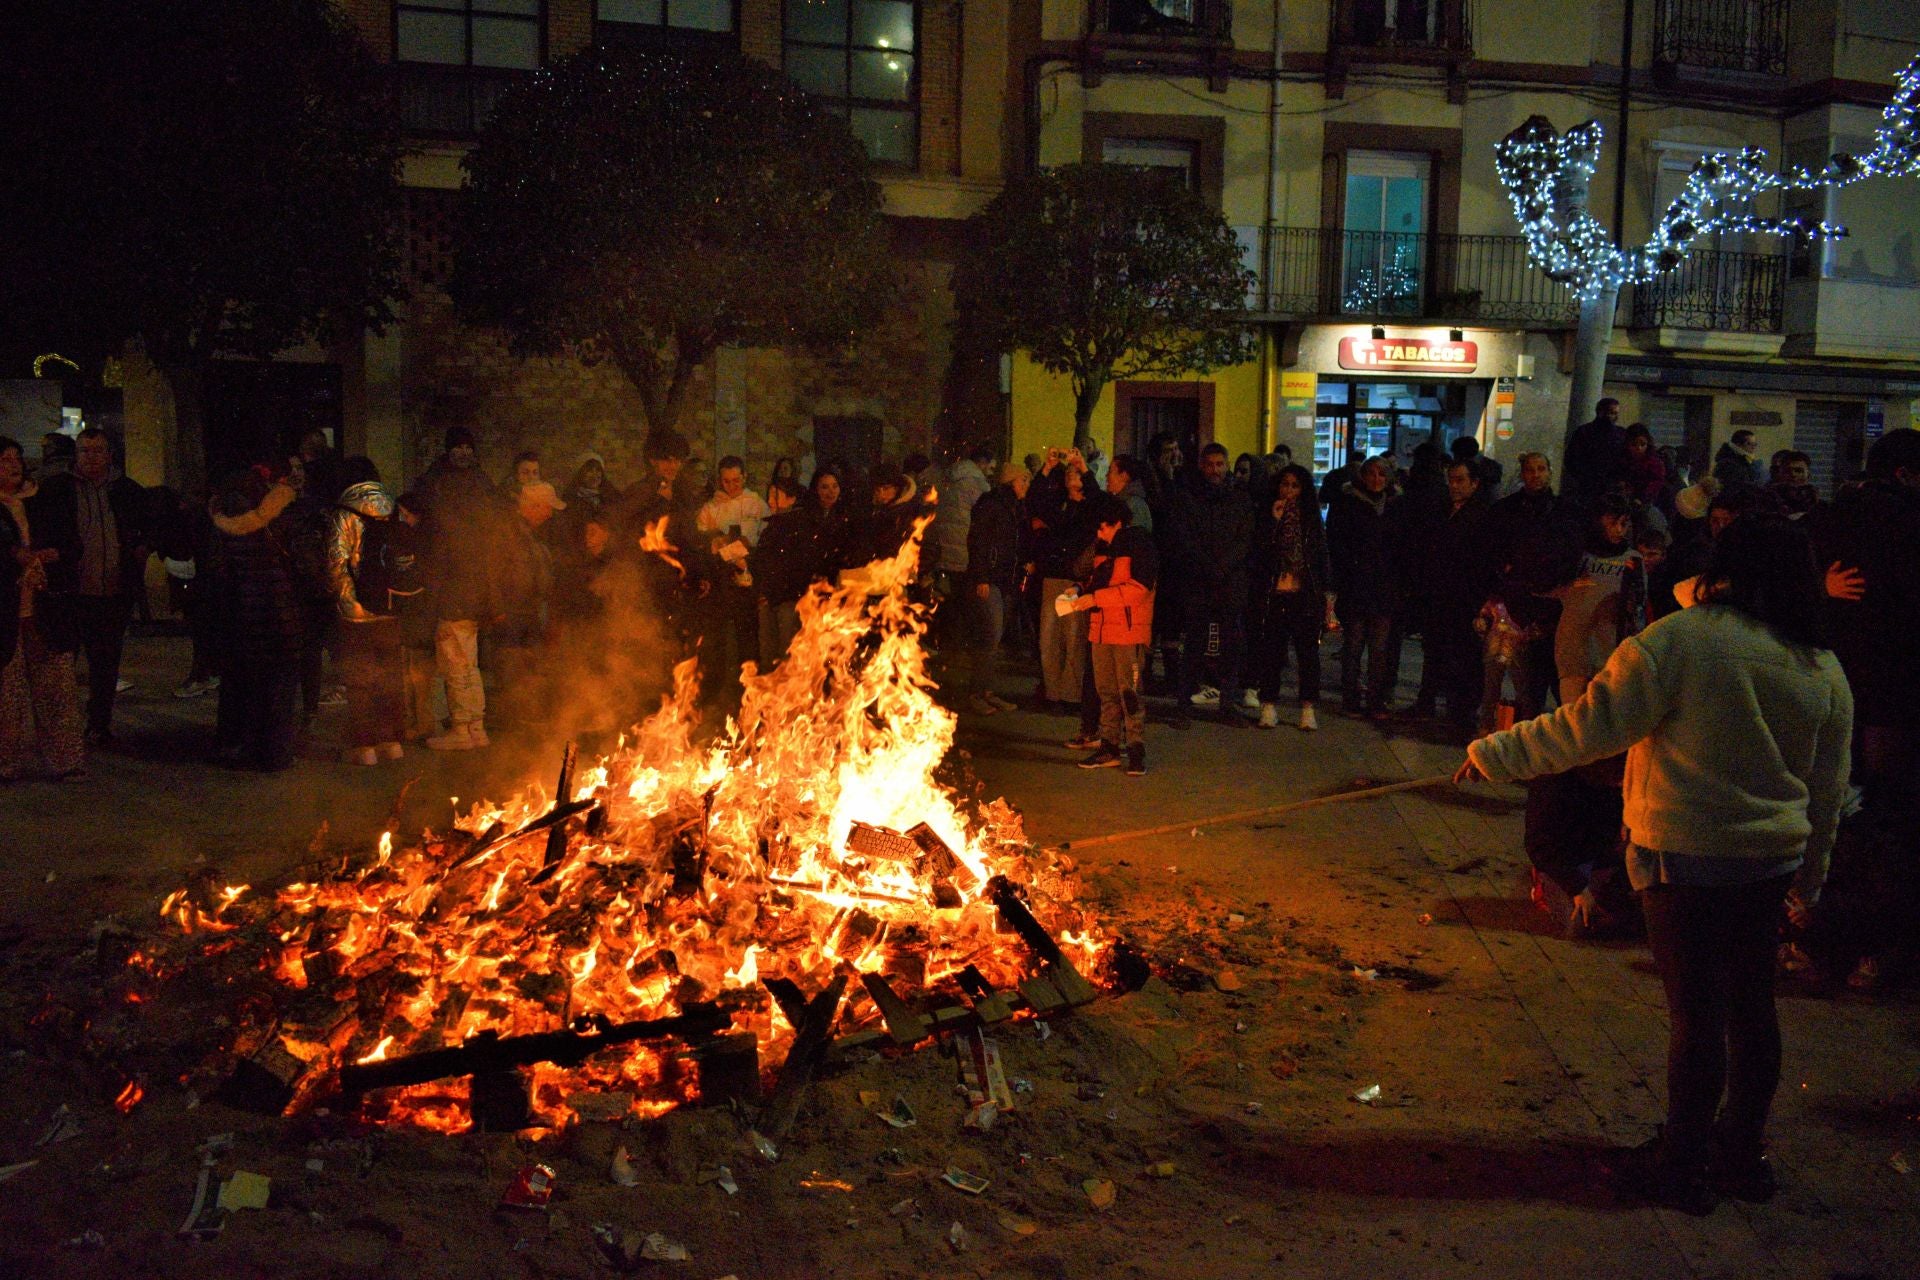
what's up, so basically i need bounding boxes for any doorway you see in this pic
[1113,381,1216,468]
[1311,378,1473,478]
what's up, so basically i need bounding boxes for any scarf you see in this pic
[1273,500,1306,590]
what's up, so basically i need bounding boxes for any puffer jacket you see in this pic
[207,475,305,666]
[1167,478,1254,601]
[930,459,990,574]
[1084,526,1156,646]
[327,480,396,622]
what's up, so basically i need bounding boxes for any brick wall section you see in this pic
[740,0,783,69]
[548,0,594,57]
[336,0,391,59]
[917,0,960,176]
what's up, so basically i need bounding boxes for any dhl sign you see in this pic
[1338,336,1479,374]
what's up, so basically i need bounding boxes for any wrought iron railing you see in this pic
[1629,247,1788,332]
[1653,0,1788,76]
[395,64,526,139]
[1261,228,1577,324]
[1329,0,1472,52]
[1088,0,1233,42]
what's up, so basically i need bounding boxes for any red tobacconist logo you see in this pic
[1337,336,1479,373]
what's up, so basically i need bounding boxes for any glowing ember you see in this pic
[113,1080,144,1114]
[162,517,1105,1130]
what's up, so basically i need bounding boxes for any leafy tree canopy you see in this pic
[953,163,1256,445]
[452,45,891,432]
[0,0,402,415]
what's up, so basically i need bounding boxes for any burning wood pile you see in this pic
[140,522,1106,1135]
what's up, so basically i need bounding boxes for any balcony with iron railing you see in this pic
[1255,228,1577,325]
[1324,0,1473,98]
[1653,0,1789,86]
[1628,247,1788,337]
[1088,0,1233,44]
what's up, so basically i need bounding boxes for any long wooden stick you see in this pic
[1059,773,1457,851]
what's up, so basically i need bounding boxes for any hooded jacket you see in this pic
[327,481,398,622]
[930,459,990,574]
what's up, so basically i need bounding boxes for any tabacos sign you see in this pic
[1338,335,1479,374]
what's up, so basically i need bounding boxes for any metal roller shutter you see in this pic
[1794,400,1842,495]
[1640,395,1688,451]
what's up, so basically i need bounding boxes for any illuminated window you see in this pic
[1101,137,1199,192]
[784,0,918,167]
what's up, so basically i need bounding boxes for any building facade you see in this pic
[1014,0,1920,492]
[92,0,1920,497]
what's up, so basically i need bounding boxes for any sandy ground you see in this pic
[1,633,1917,1279]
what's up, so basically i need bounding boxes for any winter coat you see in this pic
[207,477,307,667]
[326,481,398,622]
[1484,488,1579,629]
[930,459,990,575]
[419,463,505,623]
[1166,478,1254,600]
[1563,417,1625,501]
[847,483,926,571]
[1030,473,1101,580]
[1325,485,1403,619]
[1819,478,1920,729]
[1401,491,1493,613]
[1113,477,1153,533]
[1712,442,1766,490]
[1084,526,1157,646]
[750,508,824,606]
[965,484,1024,592]
[1468,603,1853,905]
[26,469,151,600]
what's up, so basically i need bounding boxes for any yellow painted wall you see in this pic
[1008,352,1267,467]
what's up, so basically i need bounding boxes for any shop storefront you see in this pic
[1278,325,1531,479]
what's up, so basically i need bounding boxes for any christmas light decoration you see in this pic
[1496,53,1920,299]
[1343,242,1422,314]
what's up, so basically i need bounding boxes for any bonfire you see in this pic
[148,516,1105,1133]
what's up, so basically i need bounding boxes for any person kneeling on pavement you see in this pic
[1067,494,1156,777]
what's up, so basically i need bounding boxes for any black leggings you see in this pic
[1252,591,1322,703]
[1640,873,1794,1167]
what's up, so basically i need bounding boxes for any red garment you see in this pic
[1623,450,1667,506]
[1086,552,1153,645]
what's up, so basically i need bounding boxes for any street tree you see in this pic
[1496,53,1920,436]
[953,163,1257,450]
[0,0,404,486]
[453,46,890,434]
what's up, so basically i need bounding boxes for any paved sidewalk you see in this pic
[962,688,1920,1279]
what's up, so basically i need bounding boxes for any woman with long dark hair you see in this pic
[1249,464,1333,731]
[1459,516,1852,1214]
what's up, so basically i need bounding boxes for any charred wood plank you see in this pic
[336,1003,729,1096]
[759,974,846,1140]
[988,876,1098,1006]
[444,799,598,875]
[859,972,930,1045]
[1016,973,1069,1014]
[957,965,1013,1024]
[762,977,811,1030]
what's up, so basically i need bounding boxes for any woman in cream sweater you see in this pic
[1459,515,1852,1215]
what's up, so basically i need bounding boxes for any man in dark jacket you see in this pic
[1403,458,1493,734]
[1712,429,1767,491]
[27,427,152,745]
[749,476,816,666]
[963,464,1029,715]
[1482,451,1579,720]
[1326,455,1402,717]
[1562,397,1624,503]
[1820,429,1920,807]
[417,428,502,750]
[1166,443,1254,728]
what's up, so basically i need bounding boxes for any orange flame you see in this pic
[639,516,685,580]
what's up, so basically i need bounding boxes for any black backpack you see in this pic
[351,514,417,616]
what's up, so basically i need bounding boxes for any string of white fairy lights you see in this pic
[1495,53,1920,299]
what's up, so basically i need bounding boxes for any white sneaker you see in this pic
[341,746,379,766]
[1298,705,1318,732]
[115,678,133,693]
[427,727,478,751]
[1240,688,1261,710]
[1257,702,1278,729]
[173,679,209,700]
[377,741,405,761]
[205,675,221,690]
[467,725,490,747]
[1188,685,1221,708]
